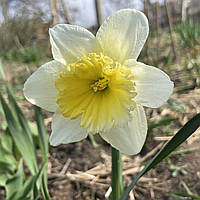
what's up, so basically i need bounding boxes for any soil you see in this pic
[1,136,200,200]
[47,137,200,200]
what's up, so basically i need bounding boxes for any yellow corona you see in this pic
[55,53,137,133]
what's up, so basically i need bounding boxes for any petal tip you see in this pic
[49,134,59,146]
[49,27,54,37]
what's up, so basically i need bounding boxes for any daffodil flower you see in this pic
[23,9,173,155]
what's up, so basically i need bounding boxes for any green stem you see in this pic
[88,134,100,148]
[111,146,123,200]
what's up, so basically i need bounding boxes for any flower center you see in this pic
[91,77,109,92]
[55,53,137,133]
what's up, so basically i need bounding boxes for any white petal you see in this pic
[50,111,88,146]
[100,104,147,155]
[125,59,174,108]
[49,24,100,65]
[96,9,149,63]
[23,60,65,112]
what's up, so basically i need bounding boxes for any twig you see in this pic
[150,188,155,199]
[59,158,71,175]
[50,173,109,188]
[49,0,59,25]
[105,186,112,199]
[14,36,24,50]
[144,0,150,61]
[129,190,135,200]
[1,0,8,26]
[165,0,178,61]
[60,0,73,24]
[154,136,172,141]
[139,142,164,163]
[49,171,95,181]
[156,2,161,62]
[123,166,144,176]
[95,0,103,28]
[139,177,158,183]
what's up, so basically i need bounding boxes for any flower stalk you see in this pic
[111,146,123,200]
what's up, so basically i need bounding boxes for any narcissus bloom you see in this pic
[24,9,173,155]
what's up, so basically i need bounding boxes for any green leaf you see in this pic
[0,174,11,187]
[40,174,51,200]
[34,106,48,161]
[20,176,38,200]
[0,129,17,166]
[28,121,40,148]
[10,175,38,200]
[34,106,51,199]
[6,159,24,200]
[88,134,100,148]
[19,162,47,200]
[6,86,35,146]
[0,102,7,129]
[0,92,38,175]
[0,57,6,81]
[0,149,17,167]
[169,193,200,200]
[0,160,16,174]
[148,117,177,132]
[34,162,48,200]
[167,98,187,113]
[28,121,38,137]
[168,193,186,200]
[119,113,200,200]
[0,128,13,154]
[180,180,192,194]
[9,162,47,200]
[168,147,199,158]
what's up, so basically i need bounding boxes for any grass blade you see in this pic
[120,113,200,200]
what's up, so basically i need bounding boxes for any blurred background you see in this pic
[0,0,200,199]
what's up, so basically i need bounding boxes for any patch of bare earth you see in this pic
[47,137,200,200]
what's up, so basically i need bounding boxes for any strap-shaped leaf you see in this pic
[34,106,49,161]
[169,193,200,200]
[148,116,177,132]
[34,106,51,200]
[6,86,35,146]
[6,159,24,200]
[7,162,47,200]
[0,161,16,174]
[120,113,200,200]
[0,58,5,81]
[0,92,38,175]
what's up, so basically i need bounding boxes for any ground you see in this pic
[47,133,200,200]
